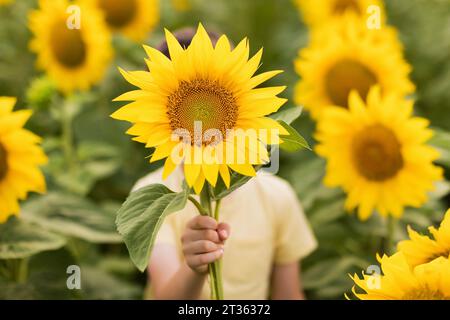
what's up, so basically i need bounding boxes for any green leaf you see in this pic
[430,128,450,168]
[21,193,122,244]
[279,121,311,152]
[0,217,66,260]
[211,170,254,200]
[0,249,78,299]
[116,184,189,272]
[270,106,303,125]
[302,257,365,290]
[79,265,142,299]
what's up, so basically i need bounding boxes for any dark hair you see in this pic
[157,27,224,58]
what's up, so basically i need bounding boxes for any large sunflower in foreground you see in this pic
[398,209,450,267]
[0,98,47,223]
[112,24,288,194]
[350,252,450,300]
[315,87,443,220]
[29,0,113,94]
[294,0,385,27]
[93,0,159,42]
[294,14,414,120]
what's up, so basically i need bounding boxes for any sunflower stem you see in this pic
[188,196,209,216]
[61,99,76,174]
[385,216,398,255]
[193,185,224,300]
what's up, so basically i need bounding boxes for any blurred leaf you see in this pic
[48,141,122,196]
[116,184,189,271]
[309,197,346,228]
[79,265,142,299]
[22,193,121,244]
[279,120,311,152]
[302,257,365,290]
[0,217,66,260]
[270,106,303,125]
[0,249,77,299]
[430,128,450,168]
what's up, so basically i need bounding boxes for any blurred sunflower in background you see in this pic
[0,0,12,6]
[112,24,288,194]
[29,0,113,94]
[315,87,443,220]
[398,209,450,267]
[93,0,160,42]
[0,97,47,223]
[171,0,190,12]
[294,14,414,119]
[351,252,450,300]
[294,0,385,27]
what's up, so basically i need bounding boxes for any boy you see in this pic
[134,167,317,300]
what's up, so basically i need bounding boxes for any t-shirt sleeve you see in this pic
[273,182,317,264]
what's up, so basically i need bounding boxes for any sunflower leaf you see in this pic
[278,121,311,152]
[116,184,189,272]
[0,217,66,260]
[21,192,121,244]
[211,171,253,201]
[430,128,450,168]
[270,106,303,125]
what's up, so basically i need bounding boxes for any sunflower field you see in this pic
[0,0,450,300]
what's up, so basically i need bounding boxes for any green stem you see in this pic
[385,216,398,255]
[15,258,29,284]
[188,196,209,216]
[61,101,76,173]
[4,258,29,283]
[190,186,224,300]
[214,199,222,221]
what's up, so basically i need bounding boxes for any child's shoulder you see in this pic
[253,172,297,200]
[132,167,182,192]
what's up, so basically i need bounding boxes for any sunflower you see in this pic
[350,252,450,300]
[112,24,288,194]
[315,87,443,220]
[0,97,47,223]
[0,0,12,6]
[171,0,190,11]
[29,0,113,94]
[93,0,159,42]
[397,209,450,267]
[294,0,385,28]
[294,13,414,120]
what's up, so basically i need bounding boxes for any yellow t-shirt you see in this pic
[134,168,317,300]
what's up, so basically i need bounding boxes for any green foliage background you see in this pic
[0,0,449,299]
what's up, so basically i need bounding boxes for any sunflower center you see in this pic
[326,59,378,108]
[403,287,449,300]
[50,23,87,68]
[352,125,404,181]
[167,79,238,145]
[99,0,137,28]
[0,143,8,181]
[333,0,361,14]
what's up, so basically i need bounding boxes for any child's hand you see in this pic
[181,215,230,274]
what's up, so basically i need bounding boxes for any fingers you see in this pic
[183,228,220,243]
[217,223,231,242]
[187,215,218,230]
[182,217,230,274]
[184,240,223,255]
[186,249,224,269]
